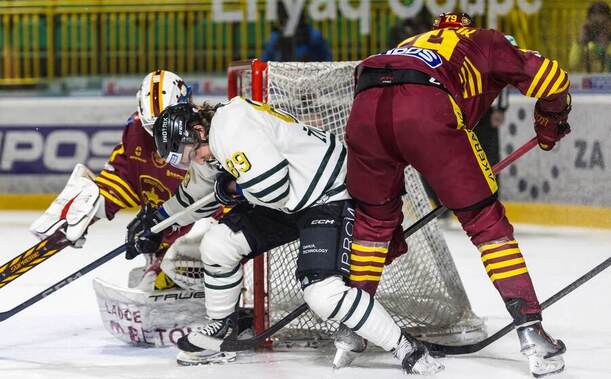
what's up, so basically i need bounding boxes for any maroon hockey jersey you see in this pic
[94,113,190,245]
[359,27,570,129]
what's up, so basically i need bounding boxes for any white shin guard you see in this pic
[200,223,251,320]
[303,276,401,351]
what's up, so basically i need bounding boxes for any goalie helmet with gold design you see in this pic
[433,12,473,29]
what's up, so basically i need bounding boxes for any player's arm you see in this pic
[490,31,571,150]
[124,161,220,260]
[159,161,222,225]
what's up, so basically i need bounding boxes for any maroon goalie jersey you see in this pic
[94,113,190,245]
[359,27,570,128]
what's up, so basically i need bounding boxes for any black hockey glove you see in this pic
[214,171,247,206]
[125,204,165,260]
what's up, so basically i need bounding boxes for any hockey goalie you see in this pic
[29,69,217,347]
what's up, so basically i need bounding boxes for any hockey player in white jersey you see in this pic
[125,97,443,374]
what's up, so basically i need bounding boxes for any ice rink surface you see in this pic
[0,211,609,379]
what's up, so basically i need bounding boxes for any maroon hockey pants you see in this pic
[345,84,541,317]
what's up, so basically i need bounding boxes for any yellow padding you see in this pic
[351,255,386,264]
[479,240,518,252]
[0,194,56,210]
[350,265,384,273]
[481,248,521,262]
[504,202,611,229]
[490,267,529,282]
[351,243,388,254]
[485,257,525,273]
[350,274,381,282]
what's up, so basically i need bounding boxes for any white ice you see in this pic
[0,211,609,379]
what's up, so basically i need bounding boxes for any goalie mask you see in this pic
[153,103,210,170]
[433,12,473,29]
[137,69,192,135]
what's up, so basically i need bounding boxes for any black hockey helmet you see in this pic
[433,12,473,29]
[152,103,206,169]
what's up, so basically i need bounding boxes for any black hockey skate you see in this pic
[332,324,367,369]
[517,322,566,378]
[394,332,444,375]
[176,312,239,366]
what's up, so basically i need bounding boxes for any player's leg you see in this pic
[397,87,564,376]
[340,86,411,368]
[297,200,443,374]
[345,86,408,297]
[176,205,299,365]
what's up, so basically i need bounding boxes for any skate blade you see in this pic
[176,351,237,366]
[411,354,445,375]
[332,348,360,369]
[529,355,565,378]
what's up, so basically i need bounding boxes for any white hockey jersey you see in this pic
[162,96,349,225]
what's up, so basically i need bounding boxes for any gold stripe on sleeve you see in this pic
[526,59,550,97]
[99,171,139,200]
[534,60,558,98]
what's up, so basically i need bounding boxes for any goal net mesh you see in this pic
[231,61,486,345]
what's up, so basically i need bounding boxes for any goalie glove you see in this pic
[214,171,247,206]
[125,204,166,260]
[30,164,102,246]
[534,95,571,151]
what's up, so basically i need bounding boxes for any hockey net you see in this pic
[227,60,486,347]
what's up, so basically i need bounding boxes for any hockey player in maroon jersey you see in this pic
[30,69,195,290]
[336,12,571,377]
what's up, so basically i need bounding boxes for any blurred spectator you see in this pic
[476,88,509,167]
[388,8,433,47]
[569,1,610,72]
[261,3,331,62]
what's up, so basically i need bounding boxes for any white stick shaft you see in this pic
[150,192,216,234]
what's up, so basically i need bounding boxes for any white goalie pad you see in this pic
[93,277,207,347]
[30,163,101,244]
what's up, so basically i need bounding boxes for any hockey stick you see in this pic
[0,232,73,288]
[215,137,540,351]
[219,303,310,351]
[402,136,538,238]
[426,255,611,356]
[0,193,215,323]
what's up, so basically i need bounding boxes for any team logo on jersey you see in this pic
[152,151,167,168]
[384,47,443,69]
[135,146,143,157]
[139,175,172,206]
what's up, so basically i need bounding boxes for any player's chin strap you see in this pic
[0,192,216,323]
